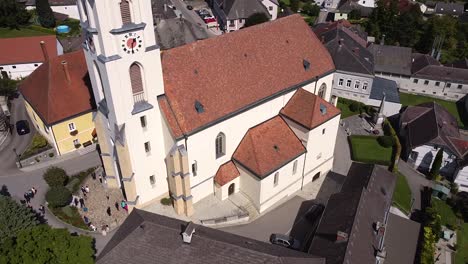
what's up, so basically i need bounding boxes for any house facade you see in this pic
[21,0,81,19]
[78,0,338,216]
[0,35,61,79]
[212,0,275,32]
[19,50,97,156]
[399,103,468,192]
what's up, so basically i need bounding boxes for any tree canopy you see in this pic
[429,149,443,180]
[0,0,31,29]
[0,195,39,242]
[0,76,18,97]
[36,0,56,28]
[0,225,95,264]
[244,12,270,28]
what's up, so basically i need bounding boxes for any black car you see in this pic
[304,203,325,222]
[16,120,30,135]
[269,233,301,250]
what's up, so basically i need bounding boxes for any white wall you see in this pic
[26,5,80,20]
[185,74,333,204]
[238,165,261,209]
[215,177,240,200]
[455,166,468,193]
[261,0,278,20]
[357,0,375,8]
[0,63,41,79]
[411,145,458,176]
[366,99,401,116]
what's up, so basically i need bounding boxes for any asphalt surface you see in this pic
[171,0,217,37]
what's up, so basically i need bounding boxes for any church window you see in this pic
[192,161,198,176]
[130,63,145,103]
[363,82,368,90]
[318,83,327,99]
[144,141,151,153]
[215,133,226,158]
[274,172,279,186]
[292,160,298,175]
[346,80,351,87]
[338,78,343,86]
[140,116,147,128]
[120,0,132,25]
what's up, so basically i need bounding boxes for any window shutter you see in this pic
[120,1,132,24]
[130,64,143,94]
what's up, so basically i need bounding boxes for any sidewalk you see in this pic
[19,149,84,172]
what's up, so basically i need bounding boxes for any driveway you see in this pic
[332,125,352,175]
[398,159,434,212]
[0,96,34,174]
[169,0,217,37]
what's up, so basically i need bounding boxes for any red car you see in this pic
[204,17,216,23]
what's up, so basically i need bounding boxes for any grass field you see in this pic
[337,101,359,119]
[455,223,468,264]
[399,92,466,129]
[0,27,53,38]
[432,198,458,227]
[392,171,412,214]
[349,135,392,165]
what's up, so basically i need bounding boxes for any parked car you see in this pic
[304,203,325,222]
[16,120,30,135]
[204,17,217,24]
[269,234,301,250]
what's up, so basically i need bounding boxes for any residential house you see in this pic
[0,35,61,79]
[401,53,468,101]
[309,163,421,264]
[18,0,80,19]
[212,0,276,32]
[434,2,464,16]
[368,43,413,87]
[79,0,339,217]
[19,50,97,156]
[96,209,326,263]
[399,102,468,192]
[315,21,401,115]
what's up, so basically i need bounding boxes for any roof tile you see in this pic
[0,35,57,65]
[214,161,240,186]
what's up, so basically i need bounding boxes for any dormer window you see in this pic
[303,59,310,71]
[195,100,204,113]
[120,0,132,25]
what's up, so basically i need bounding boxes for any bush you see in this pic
[377,136,395,148]
[48,152,54,158]
[160,197,172,206]
[349,101,361,112]
[43,167,68,187]
[46,187,72,208]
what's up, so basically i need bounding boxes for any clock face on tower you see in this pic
[121,32,143,54]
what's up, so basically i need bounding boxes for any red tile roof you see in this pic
[447,137,468,158]
[233,116,306,178]
[280,88,341,130]
[160,14,335,138]
[0,35,57,65]
[158,96,183,139]
[214,161,240,186]
[19,50,95,125]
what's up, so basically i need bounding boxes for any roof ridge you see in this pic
[46,59,53,123]
[340,41,373,75]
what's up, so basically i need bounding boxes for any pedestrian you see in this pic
[106,206,112,216]
[24,192,31,204]
[91,172,96,180]
[101,225,108,236]
[83,215,89,225]
[39,204,45,215]
[73,197,79,207]
[123,204,128,213]
[81,186,87,198]
[99,175,103,184]
[31,187,37,195]
[115,201,120,211]
[106,194,109,201]
[79,197,85,208]
[28,189,34,199]
[85,185,90,194]
[89,224,97,231]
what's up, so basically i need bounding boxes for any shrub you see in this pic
[48,152,54,158]
[43,167,68,187]
[349,101,361,112]
[377,136,395,148]
[46,187,72,208]
[160,197,172,206]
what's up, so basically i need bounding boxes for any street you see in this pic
[170,0,218,37]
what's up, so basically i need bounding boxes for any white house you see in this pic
[399,102,468,192]
[22,0,81,20]
[78,0,339,217]
[0,35,61,79]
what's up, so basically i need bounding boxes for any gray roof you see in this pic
[309,163,397,264]
[318,25,374,76]
[368,44,412,76]
[369,77,400,103]
[217,0,271,20]
[58,35,85,53]
[412,53,468,84]
[98,209,325,264]
[384,214,421,264]
[336,0,374,17]
[435,2,464,16]
[445,58,468,69]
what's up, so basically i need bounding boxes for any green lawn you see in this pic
[455,223,468,264]
[399,92,466,129]
[50,206,88,230]
[349,135,393,165]
[392,171,412,214]
[0,27,54,38]
[337,100,359,119]
[432,198,458,227]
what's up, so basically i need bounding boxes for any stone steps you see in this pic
[228,192,258,219]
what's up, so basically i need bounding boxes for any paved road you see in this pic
[170,0,217,37]
[398,159,434,212]
[0,151,114,254]
[0,96,34,174]
[332,125,352,175]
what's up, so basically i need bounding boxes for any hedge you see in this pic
[46,187,72,208]
[383,119,401,172]
[43,167,68,187]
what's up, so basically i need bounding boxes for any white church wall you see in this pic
[238,165,262,210]
[366,99,401,116]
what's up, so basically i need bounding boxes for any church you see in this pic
[78,0,340,216]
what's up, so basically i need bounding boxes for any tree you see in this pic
[0,185,10,197]
[0,0,31,29]
[429,148,443,180]
[43,166,68,187]
[290,0,300,12]
[302,3,320,17]
[243,12,270,28]
[420,226,436,264]
[0,225,94,264]
[46,187,72,208]
[0,76,18,97]
[36,0,55,28]
[0,195,38,242]
[455,191,468,222]
[348,10,361,20]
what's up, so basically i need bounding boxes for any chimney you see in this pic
[61,60,71,84]
[336,231,348,243]
[40,41,49,62]
[321,36,325,44]
[182,222,196,244]
[338,38,344,46]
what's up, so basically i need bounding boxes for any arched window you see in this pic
[318,83,327,99]
[130,63,144,103]
[120,1,132,25]
[215,132,226,158]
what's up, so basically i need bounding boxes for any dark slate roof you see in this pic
[58,36,85,53]
[336,0,374,17]
[98,209,325,264]
[368,44,412,76]
[316,24,374,75]
[369,77,400,103]
[435,2,464,16]
[217,0,271,20]
[445,58,468,69]
[309,163,397,264]
[400,102,468,159]
[412,54,468,84]
[384,214,421,264]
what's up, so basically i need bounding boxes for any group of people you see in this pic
[22,187,37,205]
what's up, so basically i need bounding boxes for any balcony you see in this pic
[132,92,153,115]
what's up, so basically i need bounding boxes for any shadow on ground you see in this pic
[456,96,468,129]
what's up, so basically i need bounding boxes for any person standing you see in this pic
[24,192,31,204]
[38,205,45,215]
[106,206,112,216]
[114,201,120,211]
[85,185,90,194]
[79,197,85,208]
[74,197,79,207]
[99,175,103,184]
[81,186,87,198]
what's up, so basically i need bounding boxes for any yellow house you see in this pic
[19,50,97,156]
